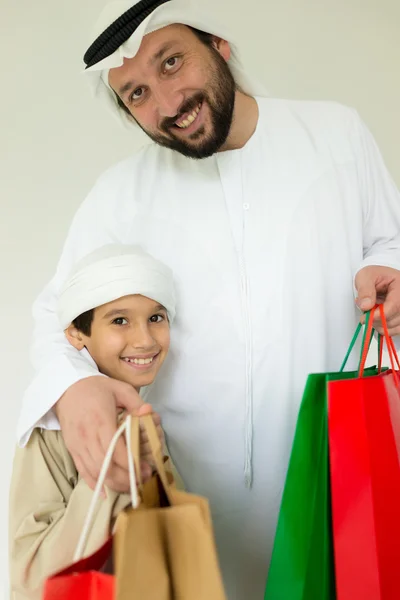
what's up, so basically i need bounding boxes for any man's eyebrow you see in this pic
[118,80,135,97]
[150,42,177,65]
[117,43,177,97]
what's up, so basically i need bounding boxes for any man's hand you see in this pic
[55,376,163,493]
[355,265,400,335]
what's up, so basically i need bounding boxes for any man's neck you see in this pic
[220,92,259,152]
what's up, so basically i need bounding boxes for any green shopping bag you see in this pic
[264,319,382,600]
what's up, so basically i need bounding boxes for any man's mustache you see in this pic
[160,93,204,131]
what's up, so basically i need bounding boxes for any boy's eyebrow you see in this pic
[102,308,130,319]
[102,304,167,319]
[154,303,167,312]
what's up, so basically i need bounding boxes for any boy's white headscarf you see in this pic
[83,0,268,129]
[57,244,176,329]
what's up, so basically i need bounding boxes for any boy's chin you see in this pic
[118,373,158,390]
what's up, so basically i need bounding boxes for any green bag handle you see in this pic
[340,305,400,378]
[340,310,375,373]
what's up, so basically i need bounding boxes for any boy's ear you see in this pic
[64,325,86,351]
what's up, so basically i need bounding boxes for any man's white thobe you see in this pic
[16,98,400,599]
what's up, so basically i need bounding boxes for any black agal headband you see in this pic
[84,0,171,69]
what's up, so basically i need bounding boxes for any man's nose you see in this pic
[152,82,185,119]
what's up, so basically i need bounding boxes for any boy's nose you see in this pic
[129,325,155,349]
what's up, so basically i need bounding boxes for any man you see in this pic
[16,0,400,597]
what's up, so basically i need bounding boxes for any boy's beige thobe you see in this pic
[9,428,130,600]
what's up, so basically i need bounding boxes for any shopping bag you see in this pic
[329,304,400,600]
[43,414,135,599]
[265,317,380,600]
[44,413,226,600]
[114,414,227,600]
[42,538,114,599]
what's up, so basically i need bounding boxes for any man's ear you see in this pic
[211,36,231,62]
[64,325,86,351]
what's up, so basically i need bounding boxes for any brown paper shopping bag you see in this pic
[114,414,227,600]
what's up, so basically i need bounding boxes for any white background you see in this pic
[1,0,399,596]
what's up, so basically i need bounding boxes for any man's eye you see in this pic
[131,87,144,101]
[112,317,128,325]
[164,56,179,71]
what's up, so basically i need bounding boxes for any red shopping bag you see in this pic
[328,305,400,600]
[43,538,114,599]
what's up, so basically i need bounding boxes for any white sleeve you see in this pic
[352,110,400,271]
[17,350,104,447]
[17,170,133,447]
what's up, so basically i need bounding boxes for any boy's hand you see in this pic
[55,376,164,493]
[137,405,165,470]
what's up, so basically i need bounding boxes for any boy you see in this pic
[9,244,177,599]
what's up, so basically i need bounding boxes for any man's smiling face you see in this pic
[108,24,237,159]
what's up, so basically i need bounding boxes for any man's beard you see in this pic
[135,48,236,159]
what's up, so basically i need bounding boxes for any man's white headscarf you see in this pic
[57,244,176,330]
[83,0,268,129]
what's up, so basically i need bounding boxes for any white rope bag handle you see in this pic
[73,414,139,563]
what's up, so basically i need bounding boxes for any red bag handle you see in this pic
[379,305,400,373]
[359,304,400,385]
[358,306,377,377]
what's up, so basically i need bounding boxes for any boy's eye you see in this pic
[112,317,128,325]
[149,314,164,323]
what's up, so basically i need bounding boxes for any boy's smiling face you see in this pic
[66,294,170,390]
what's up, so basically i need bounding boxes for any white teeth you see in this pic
[176,104,201,129]
[123,357,154,365]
